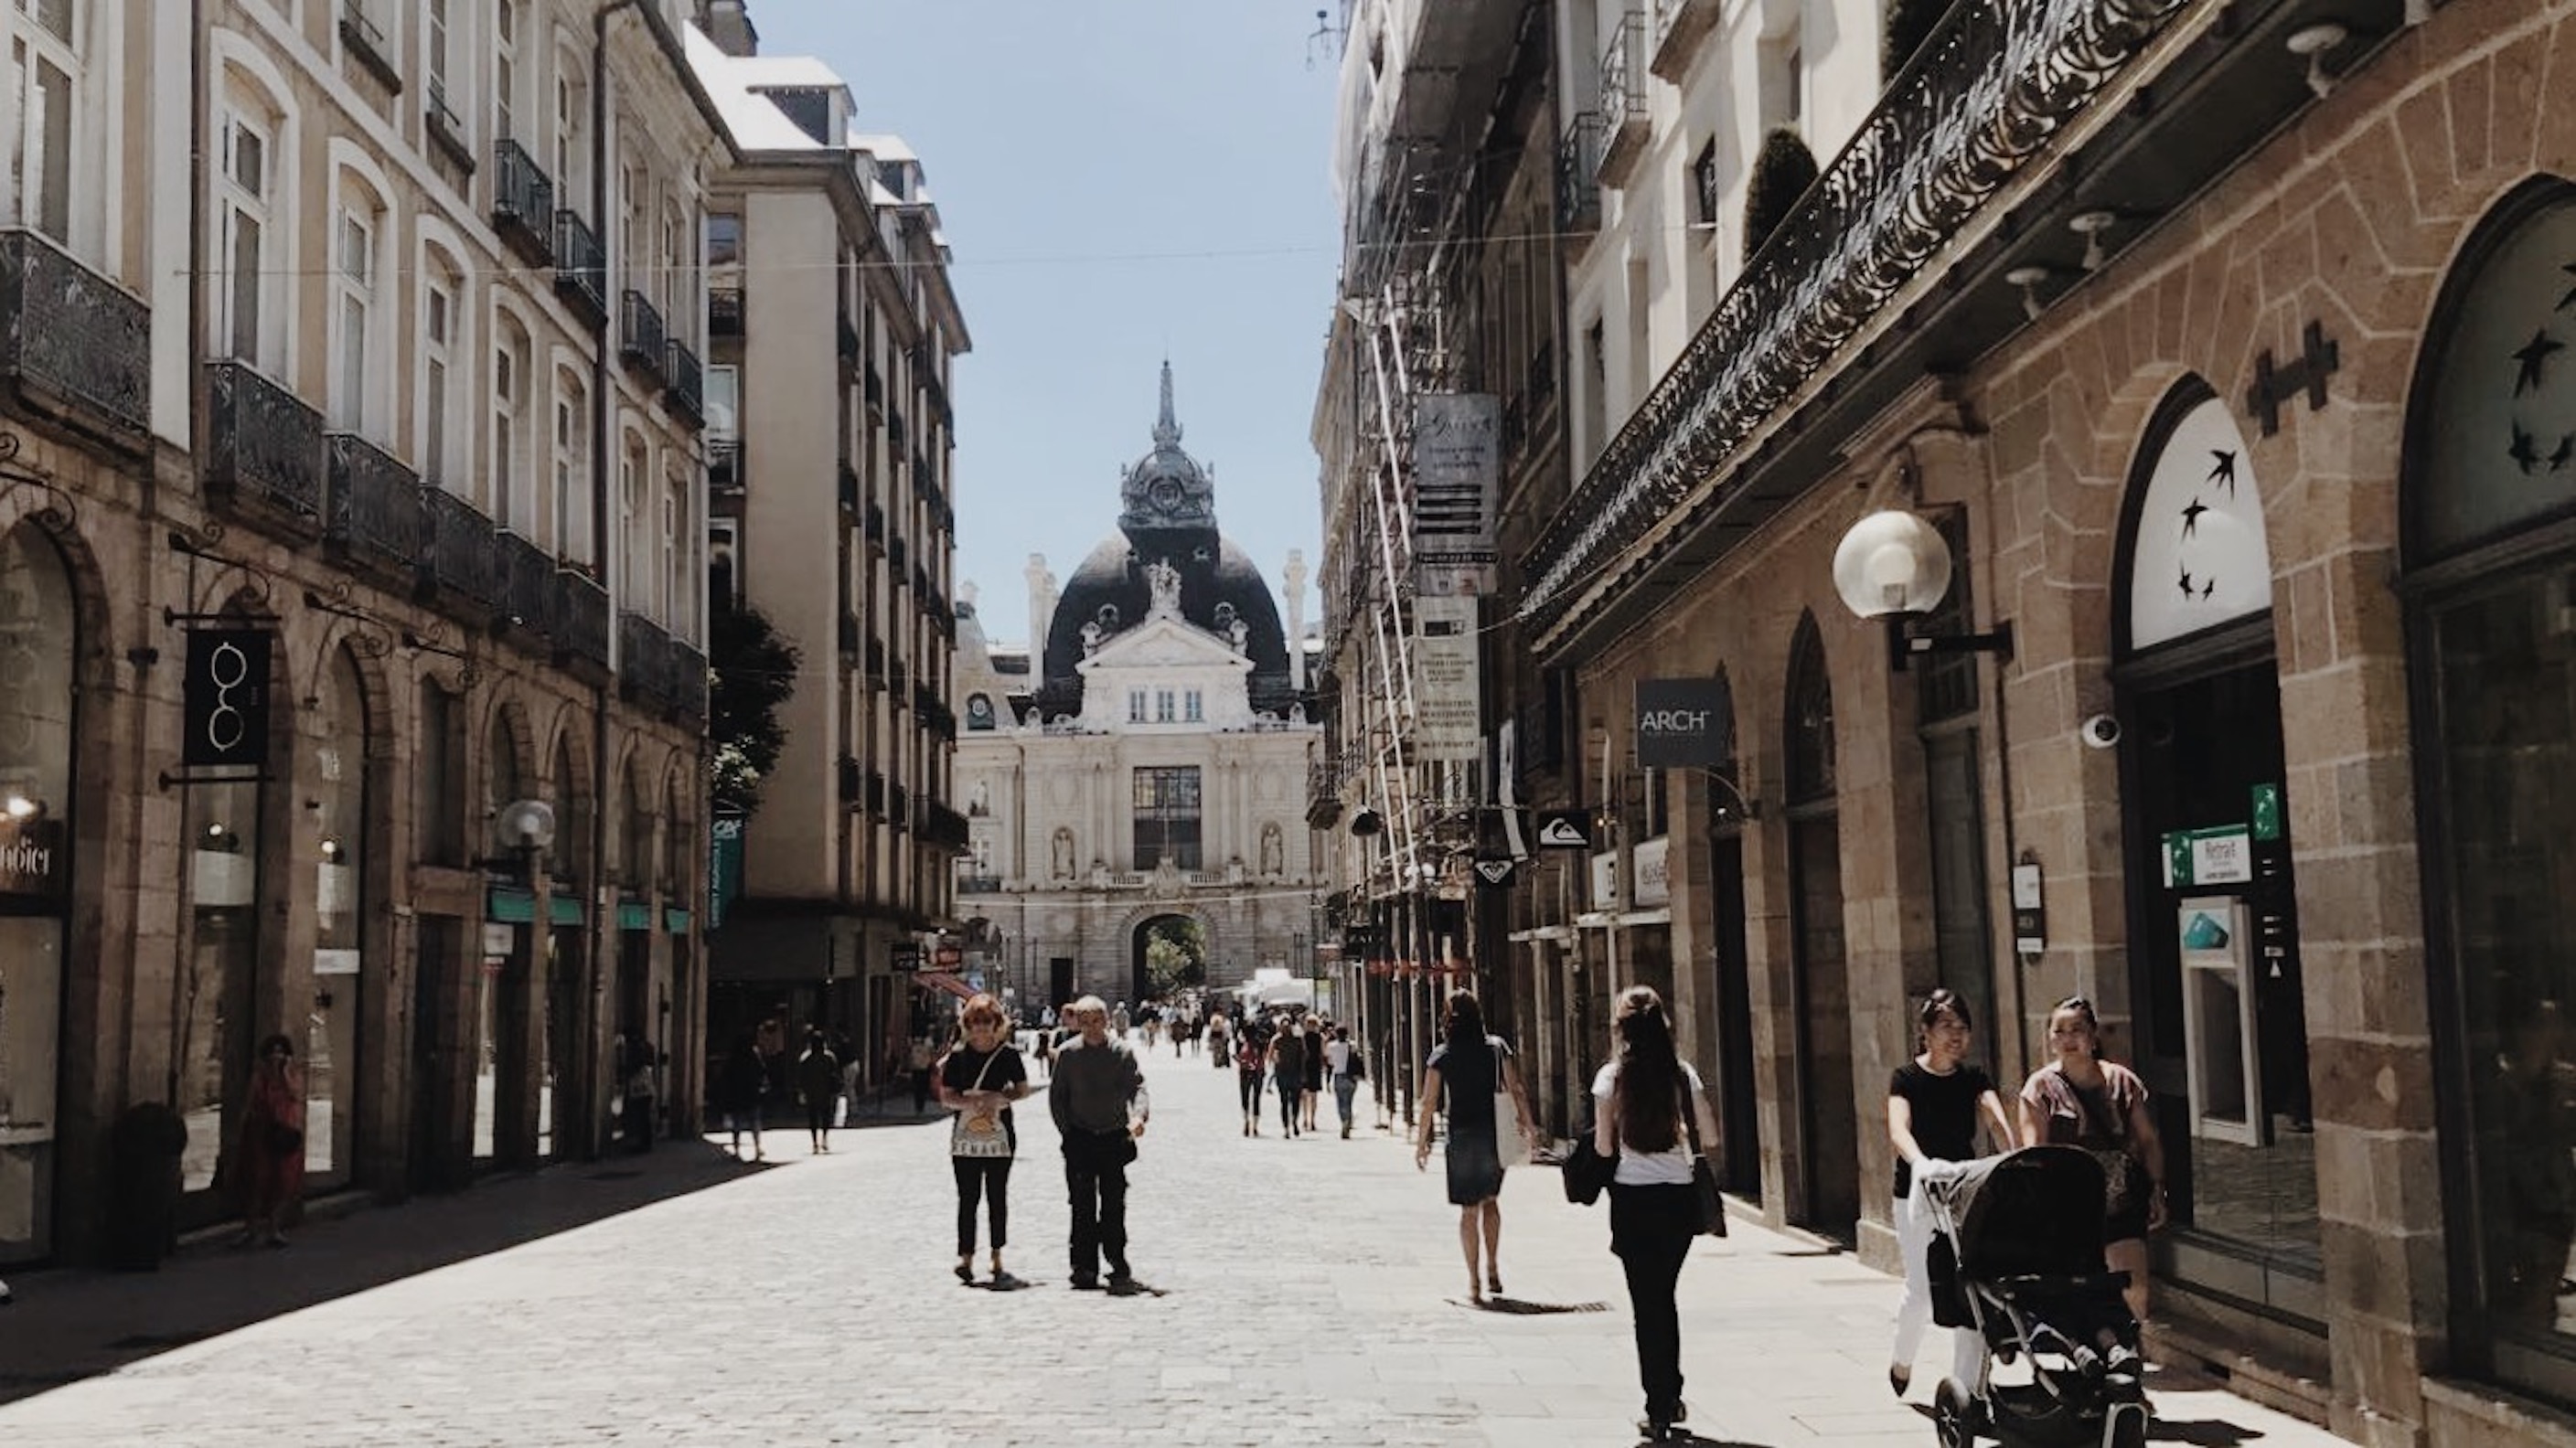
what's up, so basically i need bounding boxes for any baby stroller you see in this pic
[1919,1145,2151,1448]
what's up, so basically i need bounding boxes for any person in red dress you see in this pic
[236,1034,305,1247]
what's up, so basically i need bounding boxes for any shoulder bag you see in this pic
[1680,1074,1727,1237]
[950,1050,1012,1159]
[1491,1039,1529,1168]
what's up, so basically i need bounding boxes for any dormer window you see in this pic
[1128,689,1146,724]
[1155,689,1175,724]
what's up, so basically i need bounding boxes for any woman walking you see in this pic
[1415,991,1536,1304]
[1267,1018,1308,1139]
[717,1032,768,1160]
[1326,1024,1362,1138]
[1592,986,1721,1441]
[235,1034,305,1248]
[1885,988,2015,1400]
[1235,1020,1268,1135]
[795,1027,841,1155]
[2019,996,2168,1329]
[1299,1014,1327,1133]
[939,994,1031,1289]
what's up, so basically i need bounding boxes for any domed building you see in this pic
[954,367,1325,1010]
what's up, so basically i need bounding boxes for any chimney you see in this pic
[702,0,758,57]
[1282,549,1309,693]
[1024,553,1056,658]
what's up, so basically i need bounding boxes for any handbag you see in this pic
[2068,1074,2149,1223]
[949,1050,1012,1159]
[1491,1040,1529,1168]
[1563,1128,1615,1206]
[1680,1078,1727,1238]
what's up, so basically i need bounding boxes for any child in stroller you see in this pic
[1919,1145,2150,1448]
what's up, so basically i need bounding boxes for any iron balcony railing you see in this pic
[205,359,326,524]
[497,530,554,639]
[1597,10,1650,186]
[890,783,910,831]
[922,802,969,851]
[554,569,611,670]
[618,291,666,386]
[865,500,886,547]
[1650,0,1723,81]
[618,612,668,705]
[889,534,907,572]
[710,285,743,338]
[709,437,741,491]
[663,338,703,428]
[836,313,860,368]
[865,770,886,816]
[326,431,422,570]
[1556,113,1606,236]
[0,228,152,443]
[491,139,555,266]
[1522,0,2195,633]
[864,637,886,687]
[669,640,708,724]
[839,462,860,512]
[421,486,500,606]
[552,210,608,326]
[1305,759,1343,828]
[888,410,907,451]
[423,81,471,169]
[890,657,908,699]
[839,612,861,656]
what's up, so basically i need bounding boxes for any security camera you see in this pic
[2079,715,2122,751]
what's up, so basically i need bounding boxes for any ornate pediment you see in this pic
[1077,613,1248,674]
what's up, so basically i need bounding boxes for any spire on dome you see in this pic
[1153,359,1181,448]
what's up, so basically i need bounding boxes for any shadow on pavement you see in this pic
[2150,1420,2266,1446]
[0,1140,771,1406]
[1480,1294,1613,1315]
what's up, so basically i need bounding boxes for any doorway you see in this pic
[1784,617,1859,1240]
[1706,830,1760,1199]
[1131,913,1206,1008]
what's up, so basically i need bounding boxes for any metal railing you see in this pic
[555,570,611,668]
[491,139,555,264]
[619,291,666,385]
[1555,113,1605,235]
[710,285,743,338]
[663,338,703,427]
[497,530,554,638]
[422,486,500,605]
[839,462,859,512]
[709,437,741,491]
[552,210,607,325]
[668,640,708,724]
[618,612,668,703]
[205,359,325,522]
[326,432,422,568]
[1,229,152,442]
[1600,11,1647,128]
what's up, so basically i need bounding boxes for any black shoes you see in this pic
[1070,1276,1102,1291]
[1889,1366,1912,1398]
[1106,1274,1146,1297]
[1637,1404,1689,1442]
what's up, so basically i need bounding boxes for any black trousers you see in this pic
[1063,1129,1134,1281]
[1238,1070,1264,1117]
[1610,1182,1700,1423]
[953,1155,1011,1255]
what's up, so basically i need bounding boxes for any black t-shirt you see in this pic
[1427,1037,1508,1136]
[1888,1059,1996,1198]
[942,1044,1029,1144]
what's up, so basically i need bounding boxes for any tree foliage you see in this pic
[1142,918,1208,999]
[1743,127,1822,264]
[709,602,800,819]
[1882,0,1948,80]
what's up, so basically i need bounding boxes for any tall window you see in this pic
[1154,688,1175,724]
[422,263,457,486]
[706,212,742,269]
[1690,140,1720,229]
[492,0,518,140]
[1131,766,1202,872]
[1184,689,1202,723]
[5,0,77,241]
[493,318,529,527]
[662,202,691,340]
[1128,689,1146,724]
[417,682,464,866]
[657,471,679,623]
[218,111,272,366]
[553,371,586,560]
[424,0,454,122]
[331,203,378,432]
[620,438,646,597]
[551,70,579,195]
[704,364,738,441]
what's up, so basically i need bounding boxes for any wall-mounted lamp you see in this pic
[1832,510,2014,672]
[2004,265,2053,321]
[472,798,558,879]
[3,793,37,820]
[2068,210,2118,272]
[2287,23,2347,100]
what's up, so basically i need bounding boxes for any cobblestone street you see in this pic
[0,1048,2345,1447]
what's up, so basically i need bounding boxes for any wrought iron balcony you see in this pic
[421,486,500,607]
[552,210,607,327]
[839,462,859,513]
[889,534,907,572]
[838,755,861,806]
[836,313,860,369]
[491,139,555,266]
[619,292,666,387]
[663,338,703,429]
[1597,10,1650,188]
[924,372,951,432]
[423,81,473,171]
[554,569,611,671]
[839,612,861,656]
[1,229,152,445]
[1521,0,2195,640]
[1305,759,1344,829]
[710,285,743,338]
[205,360,325,527]
[497,530,554,640]
[326,432,422,573]
[863,361,883,412]
[887,410,906,451]
[669,640,708,725]
[865,770,886,817]
[1650,0,1723,81]
[1555,113,1605,239]
[618,612,669,706]
[922,802,970,852]
[890,658,908,699]
[865,500,886,548]
[709,437,741,491]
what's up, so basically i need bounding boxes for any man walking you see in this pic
[1049,996,1150,1294]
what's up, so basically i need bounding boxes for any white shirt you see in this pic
[1324,1039,1352,1073]
[1592,1060,1707,1187]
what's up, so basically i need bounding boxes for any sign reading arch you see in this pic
[2125,385,2275,652]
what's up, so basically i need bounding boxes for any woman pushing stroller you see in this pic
[1886,988,2015,1400]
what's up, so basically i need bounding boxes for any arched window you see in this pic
[484,708,522,843]
[550,732,589,880]
[1784,615,1833,805]
[329,173,387,436]
[0,524,76,1257]
[493,313,532,528]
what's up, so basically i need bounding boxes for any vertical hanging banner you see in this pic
[181,629,273,768]
[1412,393,1499,595]
[1412,595,1481,763]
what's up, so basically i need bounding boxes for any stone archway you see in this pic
[1128,910,1207,1009]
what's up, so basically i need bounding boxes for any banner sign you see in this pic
[708,814,744,931]
[1412,595,1481,763]
[1631,836,1671,909]
[0,812,65,901]
[1634,677,1734,769]
[181,629,273,768]
[1411,393,1499,563]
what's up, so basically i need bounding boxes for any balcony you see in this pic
[836,313,860,370]
[423,82,474,172]
[1305,759,1343,829]
[924,372,951,432]
[1597,11,1651,188]
[865,770,886,817]
[864,637,886,687]
[1556,113,1605,240]
[618,292,666,387]
[889,783,909,831]
[325,432,422,576]
[0,229,152,446]
[491,139,556,267]
[337,3,401,92]
[669,640,708,725]
[891,658,909,699]
[1650,0,1723,81]
[839,612,861,656]
[921,802,970,852]
[497,530,554,641]
[838,756,861,806]
[919,696,957,740]
[554,569,611,673]
[864,500,886,549]
[863,362,883,413]
[618,612,669,707]
[204,360,325,528]
[709,437,741,492]
[839,462,859,513]
[552,210,607,328]
[710,285,743,339]
[420,486,500,607]
[887,410,906,452]
[663,338,704,429]
[889,534,907,573]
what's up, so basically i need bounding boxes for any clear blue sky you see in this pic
[745,0,1343,648]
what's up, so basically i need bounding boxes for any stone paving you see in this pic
[0,1040,2349,1447]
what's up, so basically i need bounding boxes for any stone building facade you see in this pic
[1,0,722,1267]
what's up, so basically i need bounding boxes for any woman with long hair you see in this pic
[1885,988,2015,1399]
[1414,990,1536,1304]
[235,1034,305,1248]
[2019,996,2167,1328]
[937,993,1031,1289]
[1593,985,1721,1441]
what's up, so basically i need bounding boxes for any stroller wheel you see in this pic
[1934,1380,1979,1448]
[2100,1403,2149,1448]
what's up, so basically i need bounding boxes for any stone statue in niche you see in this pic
[1079,622,1102,656]
[1051,827,1075,880]
[1144,558,1183,617]
[1259,822,1284,878]
[968,780,989,817]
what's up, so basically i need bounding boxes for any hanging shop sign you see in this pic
[181,628,273,768]
[0,812,64,901]
[1412,595,1481,763]
[1633,678,1735,769]
[1534,809,1592,850]
[2162,825,2253,889]
[708,814,743,931]
[892,942,923,974]
[1631,836,1671,909]
[1411,393,1499,566]
[1472,857,1515,888]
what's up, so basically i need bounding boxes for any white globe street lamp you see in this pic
[1831,510,2013,672]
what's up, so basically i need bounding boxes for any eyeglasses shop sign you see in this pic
[182,628,273,769]
[1634,678,1733,769]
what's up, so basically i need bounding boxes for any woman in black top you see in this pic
[1415,992,1537,1304]
[1884,988,2015,1400]
[939,994,1032,1289]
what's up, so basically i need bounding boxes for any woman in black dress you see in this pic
[1414,992,1536,1304]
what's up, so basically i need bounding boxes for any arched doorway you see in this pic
[309,646,371,1190]
[1130,913,1206,1010]
[0,522,77,1265]
[1784,615,1859,1240]
[2111,378,2316,1312]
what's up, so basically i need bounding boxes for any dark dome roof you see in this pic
[1038,535,1291,717]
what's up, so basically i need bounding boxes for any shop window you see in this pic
[0,524,76,1262]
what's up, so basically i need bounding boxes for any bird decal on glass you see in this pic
[2181,497,2208,539]
[2512,328,2564,397]
[2560,261,2576,314]
[2207,450,2238,496]
[2551,434,2576,474]
[2178,565,2197,599]
[2511,421,2542,475]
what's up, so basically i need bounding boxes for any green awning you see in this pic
[663,907,692,934]
[616,900,652,932]
[550,895,584,927]
[487,888,536,924]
